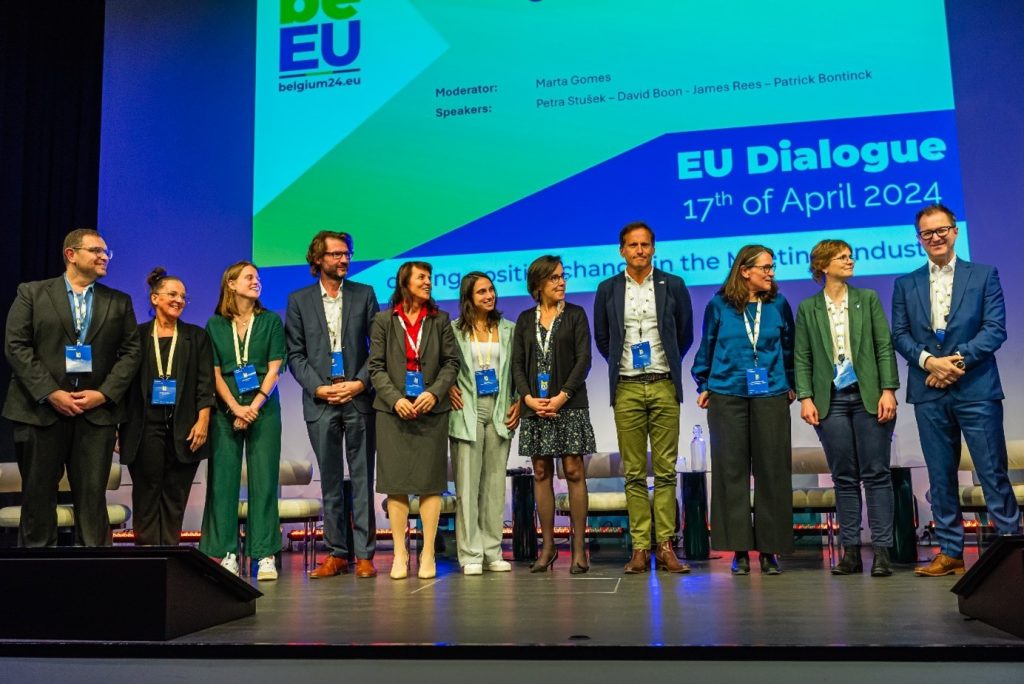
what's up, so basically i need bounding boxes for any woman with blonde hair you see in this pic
[794,239,899,576]
[200,261,286,580]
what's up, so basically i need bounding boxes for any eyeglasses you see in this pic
[831,255,855,263]
[917,226,954,241]
[324,250,353,260]
[547,272,568,283]
[156,291,190,304]
[748,263,776,274]
[73,246,113,259]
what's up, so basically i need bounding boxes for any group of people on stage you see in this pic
[4,204,1019,583]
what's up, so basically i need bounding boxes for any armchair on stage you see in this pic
[238,459,322,571]
[0,462,131,537]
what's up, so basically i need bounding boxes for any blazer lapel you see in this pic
[45,278,78,343]
[309,284,331,345]
[913,266,931,327]
[947,260,972,323]
[847,287,866,359]
[612,275,626,333]
[813,293,833,359]
[653,269,667,328]
[85,286,110,345]
[339,280,353,346]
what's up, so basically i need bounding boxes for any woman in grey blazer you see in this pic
[369,261,460,580]
[448,272,520,575]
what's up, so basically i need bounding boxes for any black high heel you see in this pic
[530,548,559,573]
[570,554,590,574]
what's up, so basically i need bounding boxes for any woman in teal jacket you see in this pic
[794,239,899,577]
[448,272,520,575]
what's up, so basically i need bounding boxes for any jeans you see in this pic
[814,388,894,547]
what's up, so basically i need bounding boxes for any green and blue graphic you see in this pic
[254,0,963,304]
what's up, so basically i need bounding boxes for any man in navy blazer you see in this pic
[286,231,380,578]
[594,221,694,574]
[3,229,141,547]
[892,204,1020,576]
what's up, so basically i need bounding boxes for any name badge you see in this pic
[234,364,260,393]
[330,350,345,379]
[405,370,424,397]
[631,341,652,369]
[475,368,499,396]
[65,344,93,373]
[151,378,177,405]
[833,357,859,390]
[935,328,946,343]
[746,367,770,395]
[537,372,551,399]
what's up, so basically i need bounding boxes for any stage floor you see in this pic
[3,543,1022,682]
[86,543,1024,650]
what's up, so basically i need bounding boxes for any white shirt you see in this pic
[918,254,957,370]
[320,281,343,353]
[619,268,669,375]
[824,289,851,367]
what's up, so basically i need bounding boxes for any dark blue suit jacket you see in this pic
[593,268,693,404]
[285,279,380,420]
[891,259,1006,404]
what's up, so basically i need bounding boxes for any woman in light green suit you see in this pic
[448,272,520,575]
[794,239,899,577]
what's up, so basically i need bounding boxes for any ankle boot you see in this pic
[871,546,893,577]
[654,541,690,574]
[831,545,863,575]
[623,549,650,574]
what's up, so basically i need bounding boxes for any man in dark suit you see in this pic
[892,204,1020,576]
[286,231,380,578]
[3,228,141,546]
[594,221,694,574]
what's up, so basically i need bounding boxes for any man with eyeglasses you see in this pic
[3,228,141,546]
[594,221,694,574]
[891,204,1020,576]
[286,231,381,578]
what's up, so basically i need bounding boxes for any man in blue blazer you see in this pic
[286,231,380,578]
[594,221,694,574]
[892,204,1020,576]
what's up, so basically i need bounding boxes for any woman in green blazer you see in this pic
[794,239,899,577]
[448,272,520,575]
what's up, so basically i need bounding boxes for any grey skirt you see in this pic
[375,410,449,495]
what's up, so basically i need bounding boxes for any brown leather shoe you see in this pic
[623,549,651,574]
[655,541,691,574]
[309,555,349,578]
[355,558,378,578]
[914,552,966,577]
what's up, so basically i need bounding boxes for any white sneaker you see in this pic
[220,552,240,576]
[463,563,483,575]
[486,560,512,572]
[257,556,278,581]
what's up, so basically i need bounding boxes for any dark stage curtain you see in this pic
[0,1,106,463]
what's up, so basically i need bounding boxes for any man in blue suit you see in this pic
[286,231,380,578]
[892,204,1020,576]
[594,221,694,574]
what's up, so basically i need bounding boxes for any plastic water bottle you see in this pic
[690,425,707,472]
[676,444,690,473]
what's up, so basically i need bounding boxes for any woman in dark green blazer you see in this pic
[794,240,899,577]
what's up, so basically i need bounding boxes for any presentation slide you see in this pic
[252,0,967,306]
